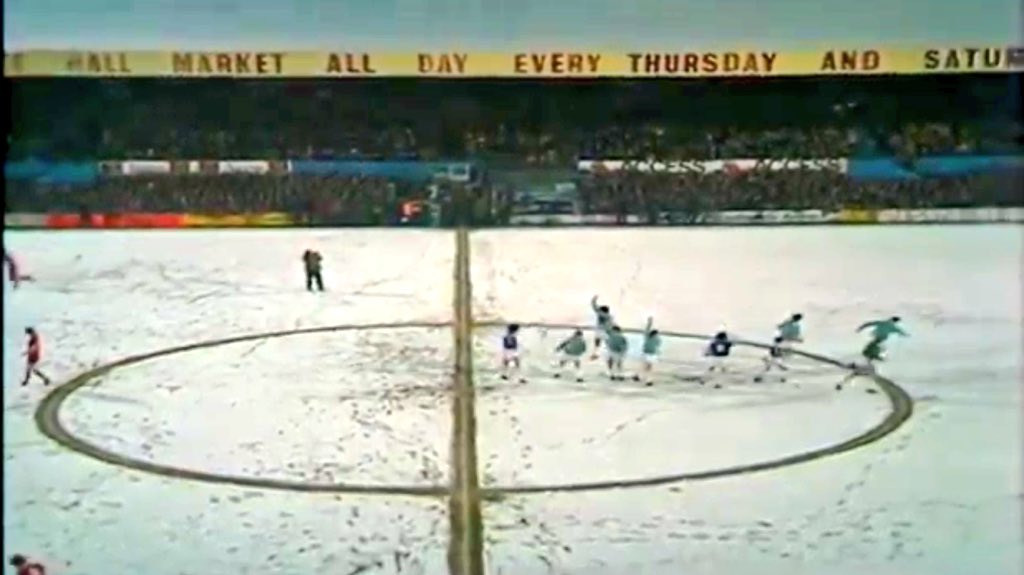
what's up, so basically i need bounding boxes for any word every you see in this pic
[513,53,602,75]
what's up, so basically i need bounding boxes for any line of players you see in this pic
[500,296,909,389]
[10,248,906,390]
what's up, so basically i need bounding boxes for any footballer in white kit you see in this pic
[501,324,525,383]
[589,295,614,359]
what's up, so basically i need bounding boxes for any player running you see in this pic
[857,316,907,344]
[836,337,886,391]
[21,328,51,386]
[605,325,628,381]
[754,336,789,383]
[553,329,587,382]
[500,324,525,383]
[589,296,614,359]
[636,317,662,386]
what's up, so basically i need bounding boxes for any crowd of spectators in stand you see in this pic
[7,163,1021,225]
[6,74,1021,223]
[10,75,1021,163]
[5,175,425,225]
[576,167,1023,222]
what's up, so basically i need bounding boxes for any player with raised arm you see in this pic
[634,317,662,386]
[21,328,51,386]
[857,316,907,344]
[500,324,525,383]
[553,329,587,382]
[605,325,629,381]
[589,295,614,359]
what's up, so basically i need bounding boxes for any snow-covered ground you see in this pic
[472,227,1024,575]
[4,226,1022,575]
[470,324,890,489]
[3,230,454,575]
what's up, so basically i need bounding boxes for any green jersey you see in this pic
[557,333,587,357]
[606,330,628,354]
[591,296,613,329]
[642,318,662,355]
[857,319,907,342]
[777,318,802,341]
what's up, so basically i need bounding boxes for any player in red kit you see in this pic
[9,555,46,575]
[21,328,51,386]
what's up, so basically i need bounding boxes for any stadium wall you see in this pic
[290,160,475,182]
[8,156,1022,184]
[6,160,99,184]
[6,208,1022,229]
[847,155,1024,180]
[5,160,477,183]
[506,207,1024,226]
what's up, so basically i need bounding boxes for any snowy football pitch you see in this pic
[3,227,1021,575]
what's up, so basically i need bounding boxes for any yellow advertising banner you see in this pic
[4,46,1021,78]
[183,213,293,227]
[247,212,294,227]
[836,209,880,224]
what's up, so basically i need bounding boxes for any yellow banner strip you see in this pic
[5,47,1020,78]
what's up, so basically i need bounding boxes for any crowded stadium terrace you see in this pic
[6,73,1023,223]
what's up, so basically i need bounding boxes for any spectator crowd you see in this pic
[5,175,424,225]
[577,168,1022,224]
[6,74,1022,223]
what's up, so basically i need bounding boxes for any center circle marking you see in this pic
[35,321,913,497]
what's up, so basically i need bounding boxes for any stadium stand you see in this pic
[6,67,1022,225]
